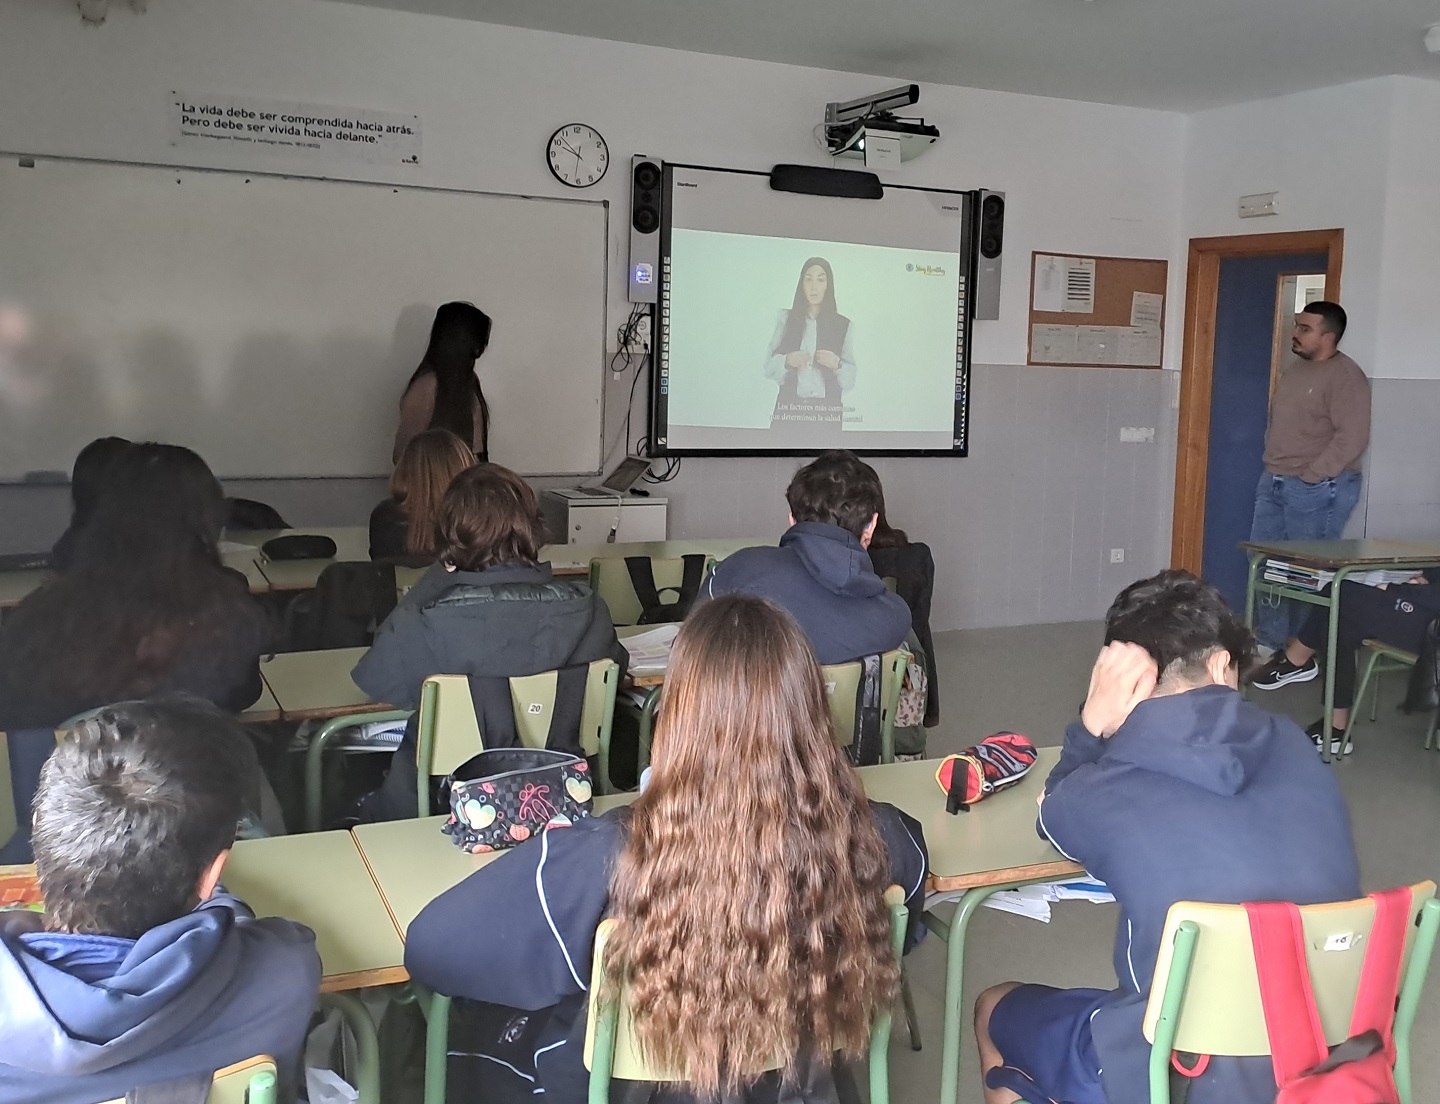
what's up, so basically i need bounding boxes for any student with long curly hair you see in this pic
[405,595,928,1104]
[369,427,474,563]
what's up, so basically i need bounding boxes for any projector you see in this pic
[823,84,939,165]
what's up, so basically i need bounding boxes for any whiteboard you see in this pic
[0,157,607,479]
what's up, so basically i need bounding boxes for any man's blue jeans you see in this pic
[1250,470,1364,649]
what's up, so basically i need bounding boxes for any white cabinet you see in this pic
[540,490,668,545]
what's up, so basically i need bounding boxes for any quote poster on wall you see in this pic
[169,92,422,166]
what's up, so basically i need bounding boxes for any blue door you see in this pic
[1201,254,1327,610]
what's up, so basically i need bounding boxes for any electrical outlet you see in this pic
[1110,548,1125,564]
[625,314,652,355]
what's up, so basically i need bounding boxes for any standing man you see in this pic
[1249,300,1370,652]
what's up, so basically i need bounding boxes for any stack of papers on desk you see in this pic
[622,623,679,673]
[927,880,1115,924]
[1264,561,1422,591]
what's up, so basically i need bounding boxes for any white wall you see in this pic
[0,0,1187,628]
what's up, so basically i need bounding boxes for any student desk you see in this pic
[222,831,405,1104]
[241,680,284,724]
[856,751,1083,1104]
[254,647,390,722]
[1241,539,1440,762]
[0,548,269,613]
[540,536,771,576]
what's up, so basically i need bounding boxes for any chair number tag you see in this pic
[527,703,544,715]
[1324,932,1358,951]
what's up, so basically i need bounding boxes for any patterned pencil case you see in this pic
[442,748,594,853]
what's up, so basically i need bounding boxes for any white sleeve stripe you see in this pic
[1036,803,1081,863]
[903,823,926,900]
[534,1039,567,1062]
[535,828,586,991]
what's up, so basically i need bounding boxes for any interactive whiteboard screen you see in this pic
[652,164,971,456]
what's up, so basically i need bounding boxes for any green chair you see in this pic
[584,884,910,1104]
[588,556,712,627]
[304,709,415,832]
[415,658,622,817]
[100,1054,278,1104]
[822,649,910,766]
[1354,638,1419,743]
[1142,881,1440,1104]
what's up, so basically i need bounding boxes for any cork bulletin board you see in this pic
[1027,252,1168,368]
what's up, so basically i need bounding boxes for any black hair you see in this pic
[785,450,883,540]
[853,456,908,549]
[69,436,133,524]
[1300,300,1347,341]
[408,302,493,461]
[32,697,257,938]
[778,257,839,352]
[1104,569,1255,682]
[0,443,232,710]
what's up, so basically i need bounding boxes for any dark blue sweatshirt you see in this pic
[702,523,911,665]
[405,802,928,1104]
[1038,685,1361,1104]
[0,891,320,1104]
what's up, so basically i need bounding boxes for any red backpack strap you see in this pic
[1246,901,1328,1087]
[1349,887,1412,1059]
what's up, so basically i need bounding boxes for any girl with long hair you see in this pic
[393,302,493,464]
[762,257,857,437]
[369,428,475,563]
[49,435,133,571]
[0,443,269,731]
[404,595,927,1104]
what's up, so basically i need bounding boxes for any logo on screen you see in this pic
[910,263,947,276]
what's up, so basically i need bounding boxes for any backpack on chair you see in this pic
[1245,888,1410,1103]
[624,554,707,625]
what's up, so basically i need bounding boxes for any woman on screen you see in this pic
[394,302,493,464]
[763,257,857,437]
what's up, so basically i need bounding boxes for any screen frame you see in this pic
[648,162,976,459]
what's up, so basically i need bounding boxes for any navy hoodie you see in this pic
[0,891,320,1104]
[405,802,928,1104]
[702,523,911,665]
[1038,685,1360,1104]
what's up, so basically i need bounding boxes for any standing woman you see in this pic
[369,428,475,563]
[405,595,927,1104]
[763,257,857,436]
[393,302,493,464]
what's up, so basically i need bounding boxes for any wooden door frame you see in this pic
[1170,228,1344,572]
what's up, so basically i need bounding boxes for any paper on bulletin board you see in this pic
[1116,326,1162,366]
[1031,324,1079,364]
[1130,291,1164,330]
[1032,255,1097,314]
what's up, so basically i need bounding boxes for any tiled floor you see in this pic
[884,621,1440,1104]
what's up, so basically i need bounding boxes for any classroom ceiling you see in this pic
[336,0,1440,111]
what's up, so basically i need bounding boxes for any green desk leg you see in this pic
[420,987,451,1104]
[923,876,1083,1104]
[318,992,381,1104]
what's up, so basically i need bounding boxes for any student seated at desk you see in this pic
[0,699,321,1104]
[974,570,1360,1104]
[353,462,627,822]
[406,596,927,1104]
[369,427,475,563]
[0,443,269,732]
[1250,570,1440,753]
[49,435,133,572]
[701,450,910,664]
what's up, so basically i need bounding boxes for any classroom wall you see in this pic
[0,0,1186,627]
[1183,76,1440,542]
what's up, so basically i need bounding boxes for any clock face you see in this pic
[547,123,609,188]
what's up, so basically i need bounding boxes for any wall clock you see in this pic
[546,123,609,188]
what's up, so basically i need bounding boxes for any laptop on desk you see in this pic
[558,456,652,499]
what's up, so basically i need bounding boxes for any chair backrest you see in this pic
[584,885,906,1092]
[1142,882,1439,1057]
[417,659,620,781]
[99,1055,278,1104]
[588,556,712,627]
[821,650,909,761]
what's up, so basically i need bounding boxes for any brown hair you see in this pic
[785,449,883,539]
[391,428,475,558]
[438,463,547,572]
[855,456,909,549]
[603,596,899,1095]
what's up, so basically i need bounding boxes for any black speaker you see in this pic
[973,189,1005,320]
[629,157,662,303]
[769,163,883,200]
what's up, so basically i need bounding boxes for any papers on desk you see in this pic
[927,880,1115,924]
[622,623,679,673]
[1263,560,1424,592]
